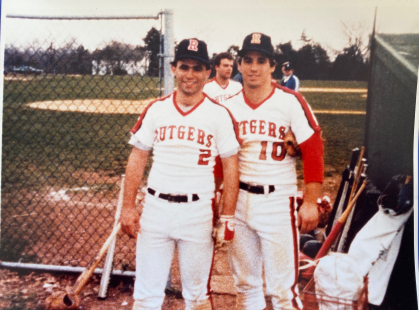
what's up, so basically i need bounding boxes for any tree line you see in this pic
[222,31,368,81]
[4,27,161,77]
[4,27,368,81]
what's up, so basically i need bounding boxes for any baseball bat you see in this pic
[73,223,121,295]
[315,180,367,260]
[326,148,359,236]
[348,147,365,201]
[336,173,366,252]
[330,150,365,251]
[98,175,125,298]
[46,222,121,309]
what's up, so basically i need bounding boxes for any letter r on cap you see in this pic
[251,33,261,44]
[188,39,199,51]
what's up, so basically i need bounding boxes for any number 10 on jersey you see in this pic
[259,141,286,161]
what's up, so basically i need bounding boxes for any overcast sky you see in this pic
[1,0,419,56]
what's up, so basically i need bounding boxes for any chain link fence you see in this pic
[1,13,173,274]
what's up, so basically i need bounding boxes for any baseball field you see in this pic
[0,75,367,309]
[2,76,366,190]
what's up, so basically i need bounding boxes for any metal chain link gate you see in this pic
[1,10,174,276]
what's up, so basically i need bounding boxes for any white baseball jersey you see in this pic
[130,92,240,195]
[130,92,240,309]
[203,78,242,104]
[226,82,321,310]
[224,82,319,186]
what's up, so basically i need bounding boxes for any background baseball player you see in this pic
[120,38,240,310]
[203,52,242,103]
[224,33,323,310]
[280,61,300,92]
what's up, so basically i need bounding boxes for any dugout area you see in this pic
[350,33,418,309]
[364,33,418,191]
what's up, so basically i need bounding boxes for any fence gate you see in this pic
[1,10,174,276]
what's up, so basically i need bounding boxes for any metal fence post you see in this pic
[163,9,174,96]
[1,13,164,274]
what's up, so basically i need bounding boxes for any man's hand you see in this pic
[212,215,235,250]
[297,201,319,234]
[297,182,321,234]
[120,207,141,239]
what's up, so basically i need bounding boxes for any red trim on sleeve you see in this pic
[299,132,324,184]
[273,83,320,132]
[130,94,171,134]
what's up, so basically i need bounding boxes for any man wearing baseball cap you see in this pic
[224,33,323,309]
[280,61,300,92]
[121,38,240,310]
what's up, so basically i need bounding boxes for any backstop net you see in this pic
[1,12,173,274]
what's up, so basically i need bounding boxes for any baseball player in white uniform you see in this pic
[224,33,324,310]
[120,38,240,310]
[203,52,242,104]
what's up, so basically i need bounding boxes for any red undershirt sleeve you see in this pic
[299,131,324,184]
[214,155,223,179]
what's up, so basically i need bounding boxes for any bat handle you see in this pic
[72,222,121,295]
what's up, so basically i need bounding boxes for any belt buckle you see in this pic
[167,195,176,203]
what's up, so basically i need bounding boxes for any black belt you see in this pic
[239,182,275,195]
[147,188,199,203]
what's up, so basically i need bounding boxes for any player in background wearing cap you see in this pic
[224,33,323,310]
[120,38,240,310]
[280,61,300,92]
[203,52,242,104]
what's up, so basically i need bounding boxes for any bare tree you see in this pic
[340,20,370,59]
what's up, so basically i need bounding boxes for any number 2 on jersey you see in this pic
[259,141,286,161]
[198,149,211,165]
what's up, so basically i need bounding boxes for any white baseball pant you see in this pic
[132,193,214,310]
[228,185,302,310]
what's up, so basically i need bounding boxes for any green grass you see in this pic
[1,76,367,267]
[299,80,367,88]
[318,113,365,173]
[2,76,366,193]
[2,75,160,192]
[302,92,367,111]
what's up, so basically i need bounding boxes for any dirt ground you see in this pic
[26,98,366,116]
[0,248,306,310]
[0,172,341,310]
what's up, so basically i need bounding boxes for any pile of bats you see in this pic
[300,147,368,280]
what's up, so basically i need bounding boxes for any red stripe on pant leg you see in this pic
[211,198,217,227]
[289,196,301,310]
[207,200,216,310]
[206,245,216,309]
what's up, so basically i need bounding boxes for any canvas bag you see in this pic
[314,252,364,310]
